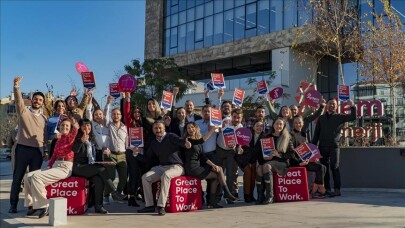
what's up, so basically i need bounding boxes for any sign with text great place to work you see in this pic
[211,73,225,89]
[81,72,96,89]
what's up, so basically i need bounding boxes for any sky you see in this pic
[0,0,145,103]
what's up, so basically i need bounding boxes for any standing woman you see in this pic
[24,117,78,218]
[47,100,67,158]
[183,122,238,208]
[167,107,187,137]
[255,117,295,204]
[72,118,120,214]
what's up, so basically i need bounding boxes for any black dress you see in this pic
[184,138,212,179]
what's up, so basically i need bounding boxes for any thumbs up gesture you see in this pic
[184,137,192,149]
[81,131,89,143]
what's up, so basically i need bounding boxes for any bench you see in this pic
[152,176,202,213]
[273,167,309,202]
[46,177,89,215]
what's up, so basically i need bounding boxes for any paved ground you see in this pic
[0,159,404,228]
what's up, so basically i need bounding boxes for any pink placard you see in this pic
[269,87,284,100]
[235,128,252,146]
[118,74,137,92]
[304,90,322,108]
[75,62,89,75]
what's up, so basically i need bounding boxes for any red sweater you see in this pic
[48,127,78,167]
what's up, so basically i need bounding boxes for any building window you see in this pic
[224,9,234,42]
[205,1,213,16]
[224,0,234,10]
[214,0,223,13]
[283,0,297,29]
[234,6,245,40]
[170,27,178,48]
[196,4,204,19]
[258,0,270,34]
[214,13,224,44]
[178,24,186,53]
[195,19,204,41]
[186,21,195,51]
[246,3,257,29]
[270,0,283,32]
[204,16,213,47]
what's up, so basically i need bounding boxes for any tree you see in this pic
[0,115,17,147]
[124,58,192,110]
[293,0,362,85]
[359,0,405,144]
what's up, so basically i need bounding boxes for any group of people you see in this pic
[8,76,357,217]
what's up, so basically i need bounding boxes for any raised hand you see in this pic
[14,77,22,87]
[165,115,172,126]
[173,86,179,96]
[218,88,224,99]
[106,95,114,105]
[70,88,77,96]
[184,137,192,149]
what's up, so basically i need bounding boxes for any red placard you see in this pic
[160,90,174,111]
[257,80,268,95]
[294,143,312,161]
[211,73,225,89]
[129,127,144,147]
[81,72,96,89]
[269,87,284,101]
[222,126,237,148]
[260,137,275,158]
[232,88,245,106]
[338,85,350,101]
[109,83,120,98]
[210,108,222,127]
[274,167,309,202]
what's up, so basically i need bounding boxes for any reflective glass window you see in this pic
[166,16,171,29]
[270,0,283,32]
[196,0,204,6]
[205,1,213,16]
[195,19,204,41]
[283,0,297,29]
[166,0,171,15]
[196,4,204,19]
[214,0,223,13]
[246,3,257,29]
[171,0,178,6]
[235,0,245,7]
[234,6,245,40]
[187,8,195,22]
[214,13,224,44]
[187,0,195,9]
[171,13,178,27]
[178,24,186,53]
[224,0,234,10]
[170,27,178,48]
[204,16,214,47]
[186,22,195,51]
[298,0,311,26]
[258,0,269,34]
[195,40,203,49]
[224,10,234,42]
[179,11,186,24]
[171,5,178,14]
[165,29,170,55]
[179,0,187,11]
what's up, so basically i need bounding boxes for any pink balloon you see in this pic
[75,62,89,74]
[118,74,137,92]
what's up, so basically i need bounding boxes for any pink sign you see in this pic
[118,74,137,92]
[304,90,322,108]
[307,143,322,162]
[274,167,309,202]
[235,128,252,146]
[269,87,284,101]
[75,62,89,75]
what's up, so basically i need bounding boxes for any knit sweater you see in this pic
[141,133,186,166]
[14,86,48,150]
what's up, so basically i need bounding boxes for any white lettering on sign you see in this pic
[51,181,79,188]
[279,193,303,201]
[175,203,197,211]
[50,189,78,197]
[67,206,77,214]
[175,178,198,186]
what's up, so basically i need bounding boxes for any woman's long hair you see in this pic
[183,122,202,139]
[145,98,162,123]
[272,117,290,153]
[131,106,144,127]
[278,105,292,120]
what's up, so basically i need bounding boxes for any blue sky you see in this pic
[0,0,145,103]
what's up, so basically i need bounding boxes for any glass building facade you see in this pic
[164,0,311,56]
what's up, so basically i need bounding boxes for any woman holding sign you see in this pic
[256,118,295,204]
[72,118,121,214]
[290,116,327,199]
[183,122,238,208]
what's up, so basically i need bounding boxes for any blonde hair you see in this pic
[272,118,291,153]
[146,98,162,119]
[183,122,202,139]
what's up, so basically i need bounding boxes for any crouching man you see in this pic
[136,120,191,215]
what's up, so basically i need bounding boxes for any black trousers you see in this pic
[305,162,326,185]
[10,144,43,208]
[72,163,113,206]
[319,146,341,190]
[125,150,141,196]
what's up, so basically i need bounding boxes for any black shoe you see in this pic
[128,196,140,207]
[95,205,108,214]
[261,197,274,205]
[137,206,155,213]
[157,207,166,216]
[111,191,126,201]
[26,206,38,216]
[326,190,336,197]
[225,199,235,204]
[38,207,49,219]
[312,192,327,199]
[8,206,17,213]
[334,189,342,196]
[207,203,223,209]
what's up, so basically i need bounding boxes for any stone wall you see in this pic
[144,0,164,60]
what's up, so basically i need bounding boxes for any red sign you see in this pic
[273,167,310,202]
[129,127,144,147]
[210,108,222,127]
[338,85,350,101]
[232,88,245,106]
[294,143,312,161]
[46,177,89,215]
[109,83,120,98]
[235,128,252,146]
[211,73,225,89]
[81,72,96,89]
[118,74,137,92]
[257,80,268,94]
[165,176,202,213]
[260,137,275,158]
[160,90,174,110]
[304,90,322,108]
[222,126,237,148]
[75,61,89,75]
[269,87,284,101]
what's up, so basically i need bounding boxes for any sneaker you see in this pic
[334,189,342,196]
[312,192,327,199]
[95,205,108,214]
[38,207,49,219]
[157,207,166,216]
[325,190,336,197]
[26,206,38,216]
[137,206,155,213]
[104,196,110,205]
[111,191,127,201]
[8,206,17,214]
